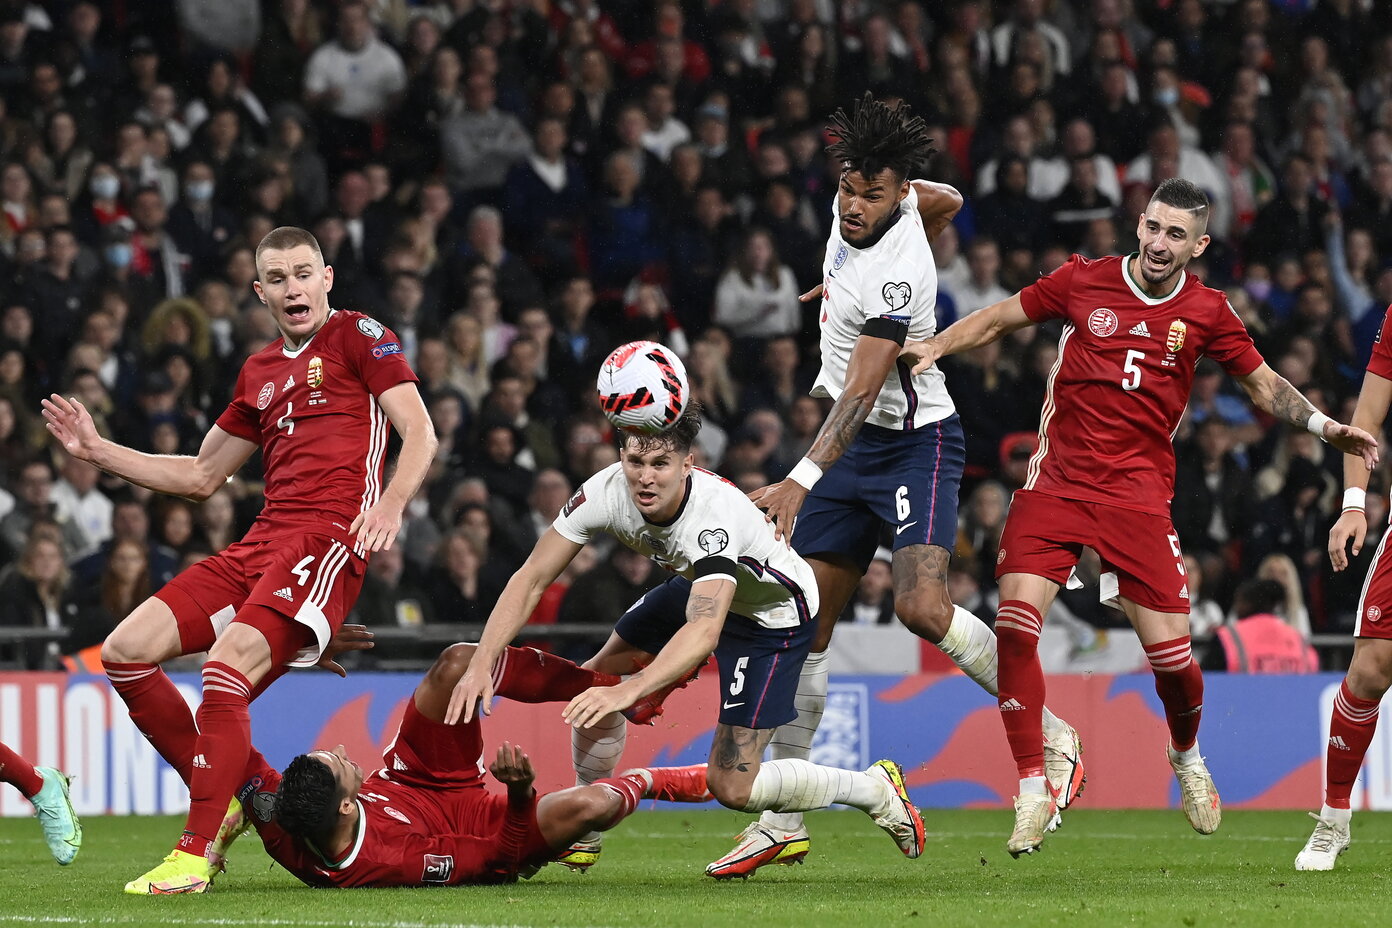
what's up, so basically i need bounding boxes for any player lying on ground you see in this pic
[0,740,80,865]
[1299,300,1392,871]
[901,177,1378,857]
[449,405,927,877]
[43,226,437,895]
[227,643,713,888]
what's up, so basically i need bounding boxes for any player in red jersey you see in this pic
[40,226,438,893]
[233,642,711,888]
[902,179,1378,856]
[1298,304,1392,871]
[0,741,80,865]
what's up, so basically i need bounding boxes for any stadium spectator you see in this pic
[0,535,76,670]
[68,537,151,655]
[439,73,530,203]
[839,547,895,625]
[0,458,90,563]
[1208,578,1319,674]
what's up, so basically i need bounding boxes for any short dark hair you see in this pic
[274,755,342,841]
[1149,178,1210,231]
[825,92,936,184]
[620,399,704,455]
[256,226,324,273]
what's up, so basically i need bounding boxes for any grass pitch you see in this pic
[1,808,1388,928]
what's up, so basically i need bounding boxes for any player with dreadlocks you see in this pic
[640,92,1081,877]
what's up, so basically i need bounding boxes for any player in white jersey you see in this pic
[702,94,1083,876]
[445,405,927,871]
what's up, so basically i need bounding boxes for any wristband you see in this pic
[1343,487,1367,512]
[788,457,823,491]
[1307,411,1332,442]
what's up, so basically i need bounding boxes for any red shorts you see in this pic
[1356,529,1392,639]
[996,490,1190,614]
[155,534,366,667]
[374,702,551,879]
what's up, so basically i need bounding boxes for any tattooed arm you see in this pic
[562,577,731,729]
[750,333,901,541]
[1236,362,1379,469]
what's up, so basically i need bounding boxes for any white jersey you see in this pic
[552,464,819,630]
[813,183,955,430]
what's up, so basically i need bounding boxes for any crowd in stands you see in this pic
[1,0,1391,670]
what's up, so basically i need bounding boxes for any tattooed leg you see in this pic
[706,725,775,809]
[892,544,956,642]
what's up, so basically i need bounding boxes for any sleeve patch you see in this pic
[881,281,912,311]
[561,488,586,518]
[370,341,402,358]
[356,317,386,340]
[697,528,729,556]
[421,855,454,883]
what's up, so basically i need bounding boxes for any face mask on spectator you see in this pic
[104,243,132,268]
[184,180,215,203]
[1153,87,1179,107]
[1244,279,1272,301]
[90,175,120,200]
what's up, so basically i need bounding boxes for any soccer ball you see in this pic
[596,341,690,434]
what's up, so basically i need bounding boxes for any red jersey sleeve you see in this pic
[343,314,418,398]
[1018,255,1080,323]
[214,365,261,443]
[1204,295,1265,378]
[1368,305,1392,380]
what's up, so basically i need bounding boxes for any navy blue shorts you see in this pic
[614,576,814,729]
[791,416,965,573]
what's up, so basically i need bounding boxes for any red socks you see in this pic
[1325,680,1382,810]
[0,741,44,798]
[179,662,254,859]
[492,647,620,703]
[1145,636,1203,751]
[103,660,199,784]
[594,773,646,828]
[995,601,1047,779]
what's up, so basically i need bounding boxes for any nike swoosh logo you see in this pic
[723,701,745,709]
[896,521,918,535]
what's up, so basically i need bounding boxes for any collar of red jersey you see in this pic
[1122,253,1187,306]
[281,308,338,360]
[306,798,367,870]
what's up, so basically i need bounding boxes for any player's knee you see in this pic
[574,788,618,830]
[427,643,476,687]
[704,768,752,811]
[895,595,953,643]
[101,623,149,665]
[1346,663,1392,702]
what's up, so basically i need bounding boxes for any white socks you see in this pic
[572,710,627,844]
[759,649,829,833]
[1019,775,1047,796]
[1168,741,1201,766]
[742,758,887,815]
[939,606,1000,695]
[1321,804,1352,826]
[942,605,1067,739]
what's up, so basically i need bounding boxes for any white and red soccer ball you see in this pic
[596,341,690,434]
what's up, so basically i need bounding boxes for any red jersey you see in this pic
[1018,255,1264,516]
[1366,305,1392,379]
[243,762,539,888]
[215,310,417,555]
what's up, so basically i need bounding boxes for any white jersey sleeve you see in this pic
[550,468,617,545]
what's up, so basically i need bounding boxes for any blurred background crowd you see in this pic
[0,0,1390,672]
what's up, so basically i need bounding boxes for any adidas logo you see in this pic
[284,374,296,390]
[273,587,294,601]
[1000,698,1026,711]
[193,754,211,769]
[1179,584,1190,600]
[1329,735,1350,751]
[1130,321,1151,337]
[392,755,408,772]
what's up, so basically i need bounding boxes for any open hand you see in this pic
[316,624,374,677]
[747,479,808,544]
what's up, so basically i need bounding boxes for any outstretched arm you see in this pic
[1236,363,1379,471]
[42,394,256,502]
[561,576,731,729]
[900,293,1035,375]
[751,332,901,541]
[444,528,584,724]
